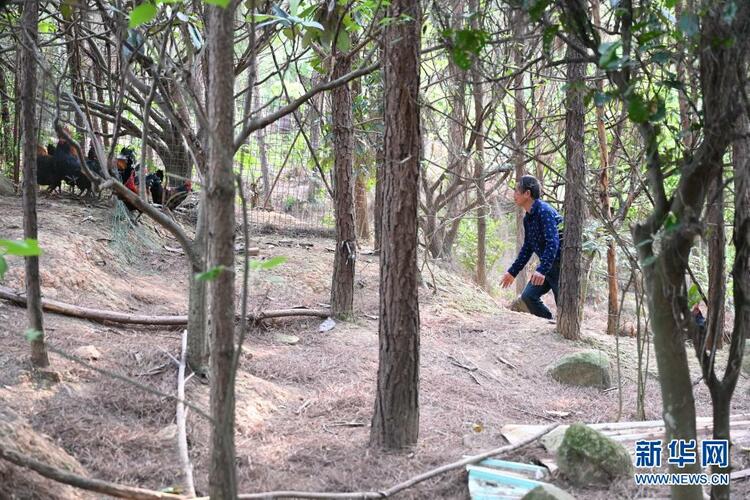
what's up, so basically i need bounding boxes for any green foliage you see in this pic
[0,239,43,281]
[455,216,509,275]
[688,283,702,309]
[248,256,287,271]
[129,2,158,28]
[24,329,43,343]
[442,28,489,70]
[196,265,227,281]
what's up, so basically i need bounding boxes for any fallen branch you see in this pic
[176,330,196,497]
[0,445,184,500]
[194,424,558,500]
[0,286,330,325]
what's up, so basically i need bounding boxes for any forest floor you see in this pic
[1,193,749,500]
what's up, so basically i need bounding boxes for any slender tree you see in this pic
[19,0,48,368]
[370,0,421,449]
[205,1,237,497]
[330,51,356,318]
[557,41,586,340]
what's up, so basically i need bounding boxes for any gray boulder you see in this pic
[557,423,633,487]
[521,484,576,500]
[0,175,14,196]
[548,350,612,388]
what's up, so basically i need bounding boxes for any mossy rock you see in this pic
[557,423,633,487]
[521,484,576,500]
[547,350,611,389]
[0,175,14,196]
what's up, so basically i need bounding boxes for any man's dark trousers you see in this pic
[520,259,560,320]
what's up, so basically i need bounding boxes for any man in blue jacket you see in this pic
[500,175,563,320]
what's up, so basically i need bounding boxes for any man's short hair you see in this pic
[518,175,541,199]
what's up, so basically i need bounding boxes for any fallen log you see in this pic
[0,445,184,500]
[0,285,330,326]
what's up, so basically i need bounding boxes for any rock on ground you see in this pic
[547,350,612,388]
[557,423,633,487]
[521,483,577,500]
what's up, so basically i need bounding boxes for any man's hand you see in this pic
[500,272,515,288]
[530,271,546,286]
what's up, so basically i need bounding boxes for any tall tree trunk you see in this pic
[205,2,237,498]
[373,142,384,252]
[557,43,586,340]
[705,169,725,350]
[592,0,619,337]
[512,15,528,295]
[20,0,48,368]
[708,112,750,500]
[355,171,370,241]
[187,196,209,374]
[330,54,356,318]
[471,4,486,290]
[13,47,21,185]
[370,0,421,449]
[0,69,11,169]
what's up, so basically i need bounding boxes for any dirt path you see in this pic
[1,194,748,499]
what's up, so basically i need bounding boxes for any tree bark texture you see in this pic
[0,69,12,169]
[512,16,528,295]
[355,171,370,241]
[709,112,750,500]
[471,4,486,289]
[330,54,356,318]
[370,0,421,450]
[592,0,619,337]
[20,0,48,368]
[557,43,586,341]
[187,195,209,374]
[706,169,725,350]
[205,3,237,498]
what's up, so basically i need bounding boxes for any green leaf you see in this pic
[594,91,611,107]
[60,0,75,20]
[542,24,559,54]
[677,13,699,38]
[25,329,43,342]
[249,256,288,271]
[129,2,157,29]
[196,265,226,281]
[0,256,6,281]
[627,94,649,123]
[525,0,551,21]
[205,0,232,7]
[664,211,679,232]
[651,50,672,64]
[0,239,43,257]
[335,29,351,52]
[598,40,625,70]
[664,0,676,7]
[688,283,702,308]
[289,0,300,17]
[648,97,666,123]
[38,20,56,34]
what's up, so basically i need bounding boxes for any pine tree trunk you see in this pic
[592,0,619,337]
[471,9,486,289]
[370,0,421,449]
[513,16,528,295]
[373,143,384,252]
[20,0,48,368]
[205,3,237,497]
[330,55,356,318]
[355,171,370,241]
[0,69,11,169]
[557,43,586,340]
